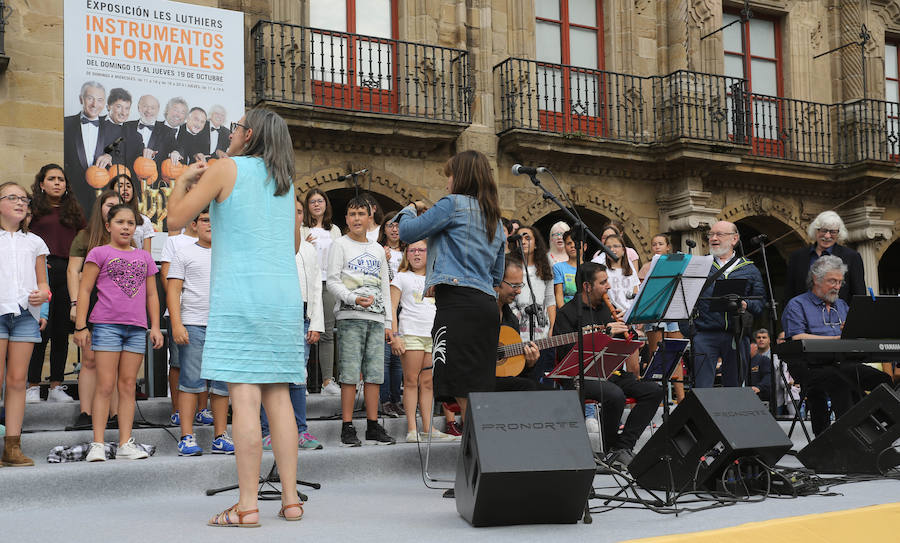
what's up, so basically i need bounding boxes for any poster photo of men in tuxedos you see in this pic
[63,0,244,230]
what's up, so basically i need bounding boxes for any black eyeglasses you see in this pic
[230,122,248,132]
[0,195,31,204]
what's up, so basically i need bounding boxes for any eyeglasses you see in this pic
[550,232,564,238]
[822,277,844,287]
[0,195,31,204]
[230,121,248,132]
[817,228,840,236]
[822,306,844,328]
[707,231,737,239]
[308,198,326,205]
[407,248,426,254]
[502,280,525,290]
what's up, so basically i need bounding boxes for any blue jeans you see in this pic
[261,319,311,435]
[692,330,750,388]
[380,340,402,404]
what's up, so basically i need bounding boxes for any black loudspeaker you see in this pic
[798,383,900,474]
[454,391,595,527]
[629,387,792,491]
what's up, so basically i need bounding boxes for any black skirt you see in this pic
[431,285,499,399]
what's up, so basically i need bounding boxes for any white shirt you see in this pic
[137,122,153,147]
[0,230,50,322]
[167,242,211,326]
[605,266,640,313]
[80,117,100,165]
[326,235,393,328]
[307,225,338,281]
[133,214,155,249]
[296,240,324,333]
[391,271,435,337]
[387,247,403,278]
[366,226,380,243]
[512,264,556,341]
[160,233,198,263]
[208,126,220,154]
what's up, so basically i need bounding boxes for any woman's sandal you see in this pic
[208,504,261,528]
[278,502,304,521]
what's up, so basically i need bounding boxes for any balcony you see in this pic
[251,20,471,142]
[494,59,900,169]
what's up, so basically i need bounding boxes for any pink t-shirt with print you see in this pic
[86,245,158,328]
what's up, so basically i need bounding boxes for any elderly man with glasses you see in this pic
[683,221,765,389]
[784,210,865,305]
[782,255,892,435]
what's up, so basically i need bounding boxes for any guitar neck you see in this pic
[498,330,583,358]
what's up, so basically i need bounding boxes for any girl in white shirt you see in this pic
[604,234,640,313]
[390,241,454,442]
[300,189,342,394]
[0,182,51,466]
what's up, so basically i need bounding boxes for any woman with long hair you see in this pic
[396,150,505,421]
[377,209,405,416]
[300,188,342,395]
[26,164,86,403]
[106,174,154,251]
[591,221,640,272]
[510,225,556,384]
[167,108,306,526]
[603,234,640,313]
[66,190,123,429]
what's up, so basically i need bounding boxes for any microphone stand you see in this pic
[514,237,537,346]
[754,236,780,417]
[526,170,611,525]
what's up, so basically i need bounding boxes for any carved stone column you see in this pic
[842,203,894,293]
[657,188,721,253]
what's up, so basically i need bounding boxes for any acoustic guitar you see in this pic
[496,325,601,377]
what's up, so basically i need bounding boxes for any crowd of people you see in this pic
[2,109,898,525]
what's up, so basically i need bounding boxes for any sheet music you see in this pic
[665,255,713,320]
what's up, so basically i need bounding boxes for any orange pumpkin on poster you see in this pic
[85,166,110,189]
[107,164,129,179]
[161,159,186,181]
[133,157,157,180]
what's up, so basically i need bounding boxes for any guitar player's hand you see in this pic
[523,342,539,367]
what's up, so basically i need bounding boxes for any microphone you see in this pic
[751,233,768,245]
[507,233,523,244]
[685,239,697,249]
[336,168,369,181]
[511,164,546,176]
[103,137,124,154]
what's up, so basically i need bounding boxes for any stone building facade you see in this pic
[1,0,898,296]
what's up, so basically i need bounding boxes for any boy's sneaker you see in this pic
[322,380,341,395]
[419,428,458,442]
[47,385,75,402]
[262,434,273,451]
[71,412,92,430]
[169,411,180,426]
[340,423,361,447]
[365,421,396,445]
[177,434,203,456]
[116,438,149,460]
[86,441,106,462]
[380,402,399,418]
[299,432,323,450]
[211,433,235,454]
[195,408,214,425]
[25,386,41,403]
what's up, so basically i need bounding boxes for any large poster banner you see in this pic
[64,0,244,230]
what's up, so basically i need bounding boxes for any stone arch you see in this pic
[877,229,900,261]
[517,187,651,262]
[719,196,808,243]
[295,165,430,206]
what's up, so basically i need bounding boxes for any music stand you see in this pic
[842,295,900,339]
[642,338,690,383]
[547,333,643,381]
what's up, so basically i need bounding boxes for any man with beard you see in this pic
[684,221,764,389]
[782,255,892,435]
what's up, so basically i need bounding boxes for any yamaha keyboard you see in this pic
[774,339,900,364]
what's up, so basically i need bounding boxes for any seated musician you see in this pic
[495,254,540,391]
[552,262,663,469]
[782,255,892,435]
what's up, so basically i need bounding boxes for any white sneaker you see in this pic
[322,380,341,395]
[86,442,106,462]
[585,416,600,434]
[25,386,42,403]
[47,385,75,402]
[419,429,458,442]
[406,430,419,443]
[115,437,149,460]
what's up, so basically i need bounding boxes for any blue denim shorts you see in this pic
[91,323,146,354]
[0,308,41,343]
[166,319,180,369]
[177,325,228,396]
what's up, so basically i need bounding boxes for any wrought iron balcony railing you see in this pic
[835,99,900,163]
[251,21,471,124]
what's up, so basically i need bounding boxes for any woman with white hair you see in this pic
[784,210,865,305]
[547,221,570,263]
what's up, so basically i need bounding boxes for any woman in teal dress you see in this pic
[167,108,305,526]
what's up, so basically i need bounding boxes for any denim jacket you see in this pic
[397,194,505,298]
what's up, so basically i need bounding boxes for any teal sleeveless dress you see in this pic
[200,156,305,384]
